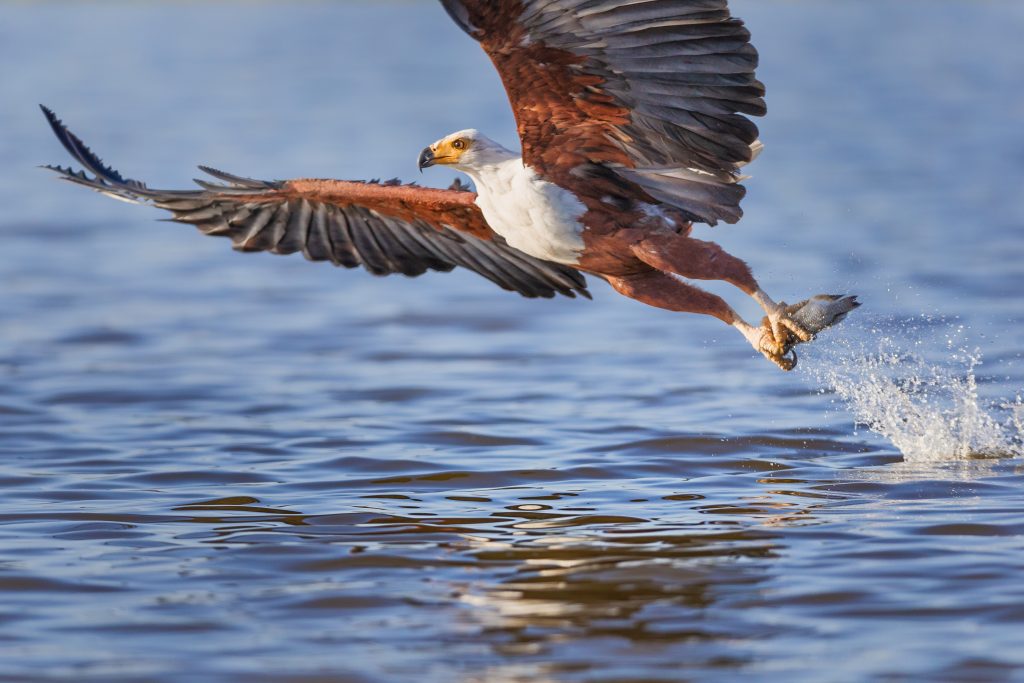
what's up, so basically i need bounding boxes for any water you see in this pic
[803,318,1024,462]
[2,1,1024,681]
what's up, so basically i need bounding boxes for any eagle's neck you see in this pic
[457,141,522,191]
[460,155,522,195]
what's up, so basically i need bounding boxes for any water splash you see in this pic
[800,316,1024,462]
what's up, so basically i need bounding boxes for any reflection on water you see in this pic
[2,1,1024,682]
[169,478,821,682]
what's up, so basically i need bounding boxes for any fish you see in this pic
[780,294,861,357]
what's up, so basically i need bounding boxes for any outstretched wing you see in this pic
[440,0,765,225]
[40,106,589,300]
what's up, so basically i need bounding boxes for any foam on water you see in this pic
[801,316,1024,462]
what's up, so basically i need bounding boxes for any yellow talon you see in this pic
[749,321,799,371]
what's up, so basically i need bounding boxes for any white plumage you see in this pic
[449,133,588,266]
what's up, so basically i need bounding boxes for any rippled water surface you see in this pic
[3,2,1024,681]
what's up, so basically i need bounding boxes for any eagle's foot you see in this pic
[758,321,800,371]
[764,302,815,353]
[773,351,798,372]
[752,290,815,357]
[735,320,799,372]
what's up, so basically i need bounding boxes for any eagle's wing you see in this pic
[40,107,589,300]
[440,0,765,226]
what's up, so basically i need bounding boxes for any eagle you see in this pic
[42,0,858,371]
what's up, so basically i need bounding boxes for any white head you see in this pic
[418,129,518,174]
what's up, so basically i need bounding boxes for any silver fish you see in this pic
[783,294,861,355]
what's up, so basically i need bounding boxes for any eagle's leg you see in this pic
[605,271,797,371]
[630,234,814,354]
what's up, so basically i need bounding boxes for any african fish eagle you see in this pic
[42,0,859,370]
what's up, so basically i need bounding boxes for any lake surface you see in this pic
[2,2,1024,681]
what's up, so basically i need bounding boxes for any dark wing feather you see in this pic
[439,0,765,225]
[40,106,588,300]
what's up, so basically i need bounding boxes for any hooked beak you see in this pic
[417,146,435,172]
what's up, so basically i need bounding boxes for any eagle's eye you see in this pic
[452,139,467,151]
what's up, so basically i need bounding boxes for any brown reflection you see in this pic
[447,502,818,681]
[170,496,310,543]
[173,496,304,516]
[459,528,775,618]
[166,485,829,681]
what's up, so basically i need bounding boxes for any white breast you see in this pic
[469,159,587,265]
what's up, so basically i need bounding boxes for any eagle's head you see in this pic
[418,130,515,172]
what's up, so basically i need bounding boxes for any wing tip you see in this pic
[439,0,476,35]
[39,105,149,193]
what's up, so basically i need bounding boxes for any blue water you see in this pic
[2,2,1024,681]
